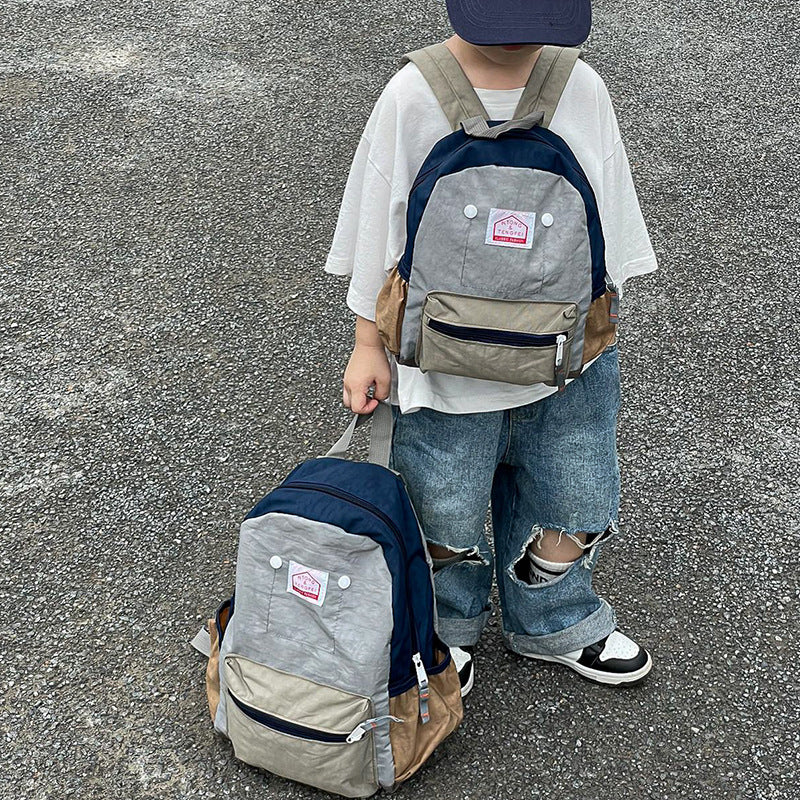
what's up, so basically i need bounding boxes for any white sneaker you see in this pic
[450,645,475,697]
[524,630,652,686]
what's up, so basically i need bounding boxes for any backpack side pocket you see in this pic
[206,595,234,721]
[375,265,408,356]
[582,290,618,365]
[389,644,463,784]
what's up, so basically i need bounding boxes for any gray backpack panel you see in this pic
[400,165,592,378]
[215,511,397,795]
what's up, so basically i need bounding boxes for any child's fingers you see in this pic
[362,397,379,414]
[374,375,391,402]
[348,381,380,415]
[351,392,378,415]
[342,385,351,409]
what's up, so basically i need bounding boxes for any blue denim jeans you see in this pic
[390,346,621,656]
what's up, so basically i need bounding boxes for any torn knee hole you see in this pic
[426,542,486,572]
[427,543,461,560]
[511,528,577,586]
[512,521,618,584]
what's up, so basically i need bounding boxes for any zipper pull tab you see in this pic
[346,715,404,744]
[412,652,431,725]
[554,334,567,392]
[606,282,620,325]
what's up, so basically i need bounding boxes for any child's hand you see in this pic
[343,342,391,414]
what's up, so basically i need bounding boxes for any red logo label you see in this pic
[492,214,528,244]
[291,571,321,601]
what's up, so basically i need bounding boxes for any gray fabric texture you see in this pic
[215,512,396,791]
[400,165,592,377]
[325,412,362,460]
[366,401,393,467]
[190,626,211,658]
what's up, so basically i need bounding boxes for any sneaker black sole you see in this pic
[459,665,474,697]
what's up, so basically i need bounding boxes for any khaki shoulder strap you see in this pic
[400,43,489,131]
[512,46,582,128]
[401,43,581,132]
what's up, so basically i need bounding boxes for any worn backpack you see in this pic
[376,44,619,390]
[191,404,463,798]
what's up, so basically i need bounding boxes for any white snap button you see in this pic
[541,213,554,227]
[338,575,351,589]
[464,204,478,219]
[269,555,282,569]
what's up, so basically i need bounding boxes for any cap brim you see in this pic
[445,0,591,46]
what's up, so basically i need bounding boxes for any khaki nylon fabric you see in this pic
[226,699,377,798]
[389,655,464,784]
[222,655,378,797]
[400,43,581,131]
[582,292,619,364]
[512,46,582,127]
[375,265,407,355]
[204,603,232,721]
[224,655,372,732]
[400,44,487,131]
[417,293,578,385]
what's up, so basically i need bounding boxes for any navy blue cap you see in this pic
[445,0,592,46]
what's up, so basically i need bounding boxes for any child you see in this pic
[324,0,657,692]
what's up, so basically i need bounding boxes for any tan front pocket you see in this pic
[375,265,408,355]
[389,648,464,784]
[418,292,577,386]
[582,291,618,365]
[224,655,378,798]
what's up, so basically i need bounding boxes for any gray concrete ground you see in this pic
[2,0,798,798]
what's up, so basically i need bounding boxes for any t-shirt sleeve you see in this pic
[593,82,658,289]
[600,139,658,288]
[324,84,409,321]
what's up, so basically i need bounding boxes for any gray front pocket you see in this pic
[417,292,578,387]
[224,655,379,798]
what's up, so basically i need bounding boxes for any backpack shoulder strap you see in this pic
[400,43,489,131]
[512,46,582,128]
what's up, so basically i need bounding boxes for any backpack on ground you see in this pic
[191,403,463,798]
[375,44,619,390]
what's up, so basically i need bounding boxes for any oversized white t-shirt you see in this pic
[324,57,657,414]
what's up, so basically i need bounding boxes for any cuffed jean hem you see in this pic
[502,599,616,656]
[437,608,491,648]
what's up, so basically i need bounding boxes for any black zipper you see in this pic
[228,691,349,743]
[278,481,421,657]
[427,318,565,348]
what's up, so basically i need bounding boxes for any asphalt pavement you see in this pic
[1,0,798,798]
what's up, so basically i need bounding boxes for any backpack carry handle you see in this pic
[324,401,394,468]
[461,110,544,139]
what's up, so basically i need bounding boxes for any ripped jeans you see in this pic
[390,346,621,657]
